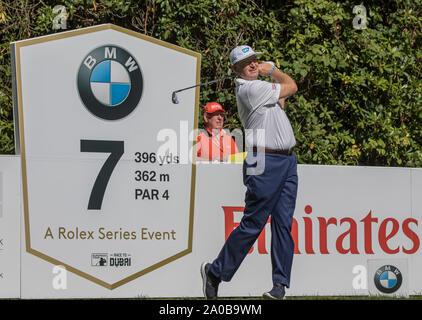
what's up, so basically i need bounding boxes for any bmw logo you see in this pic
[374,265,402,294]
[77,45,143,120]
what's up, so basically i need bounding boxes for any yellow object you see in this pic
[229,152,247,163]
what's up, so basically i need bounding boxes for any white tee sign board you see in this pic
[12,24,200,291]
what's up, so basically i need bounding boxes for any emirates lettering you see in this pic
[222,205,420,255]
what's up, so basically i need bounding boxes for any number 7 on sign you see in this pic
[80,140,124,210]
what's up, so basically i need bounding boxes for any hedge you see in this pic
[0,0,421,166]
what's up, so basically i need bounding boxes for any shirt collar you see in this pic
[235,78,247,85]
[235,77,258,86]
[205,127,225,136]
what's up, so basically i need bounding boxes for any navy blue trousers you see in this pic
[209,152,298,287]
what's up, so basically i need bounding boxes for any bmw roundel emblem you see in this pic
[77,45,143,120]
[374,265,402,294]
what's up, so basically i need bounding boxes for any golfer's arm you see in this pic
[271,69,297,98]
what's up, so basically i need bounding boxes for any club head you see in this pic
[171,92,179,104]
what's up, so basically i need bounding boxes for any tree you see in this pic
[1,0,421,166]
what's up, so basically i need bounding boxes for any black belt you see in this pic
[252,147,294,155]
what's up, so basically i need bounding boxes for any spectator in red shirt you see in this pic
[197,102,239,162]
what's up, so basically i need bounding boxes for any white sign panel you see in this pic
[0,156,21,298]
[12,24,200,294]
[410,168,422,295]
[193,164,421,298]
[2,154,420,297]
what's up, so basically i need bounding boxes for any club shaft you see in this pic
[173,75,234,94]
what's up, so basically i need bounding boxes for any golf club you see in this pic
[171,75,235,104]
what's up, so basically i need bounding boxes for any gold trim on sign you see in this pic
[14,43,31,252]
[15,24,201,290]
[188,55,202,252]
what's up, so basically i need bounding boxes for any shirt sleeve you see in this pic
[247,80,281,109]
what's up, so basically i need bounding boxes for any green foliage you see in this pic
[0,0,421,167]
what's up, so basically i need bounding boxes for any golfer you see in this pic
[201,45,298,300]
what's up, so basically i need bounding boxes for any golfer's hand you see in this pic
[258,62,275,77]
[279,98,285,109]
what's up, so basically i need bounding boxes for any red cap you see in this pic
[203,102,226,114]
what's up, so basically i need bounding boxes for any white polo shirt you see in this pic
[235,78,296,150]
